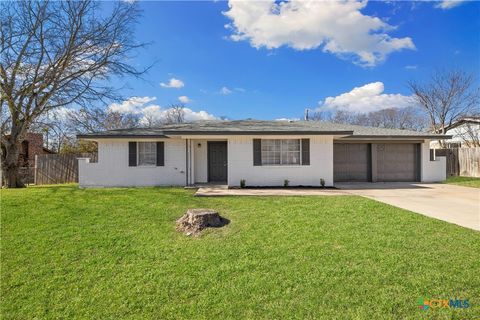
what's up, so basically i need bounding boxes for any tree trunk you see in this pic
[2,141,25,188]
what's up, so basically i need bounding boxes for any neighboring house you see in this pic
[0,132,55,185]
[19,133,56,167]
[432,117,480,148]
[77,120,450,188]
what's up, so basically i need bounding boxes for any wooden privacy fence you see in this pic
[435,148,480,177]
[35,153,97,185]
[458,148,480,177]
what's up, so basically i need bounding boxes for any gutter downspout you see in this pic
[190,140,194,185]
[185,139,189,186]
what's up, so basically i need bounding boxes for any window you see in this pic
[138,142,157,166]
[261,139,301,165]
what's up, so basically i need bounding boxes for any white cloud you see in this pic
[52,107,75,121]
[224,0,415,67]
[160,78,185,88]
[435,1,465,9]
[178,96,191,103]
[318,82,415,113]
[108,96,157,114]
[405,65,418,70]
[183,108,217,122]
[218,86,245,95]
[220,86,233,95]
[139,106,216,125]
[108,96,216,125]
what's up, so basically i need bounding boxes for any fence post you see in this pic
[34,154,38,185]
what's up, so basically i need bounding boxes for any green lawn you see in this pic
[444,176,480,188]
[1,186,479,319]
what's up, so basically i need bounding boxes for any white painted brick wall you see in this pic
[79,139,186,187]
[193,139,208,183]
[227,135,334,187]
[421,140,446,182]
[78,137,446,187]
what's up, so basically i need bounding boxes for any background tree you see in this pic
[163,104,185,124]
[310,107,427,131]
[0,0,146,187]
[459,121,480,147]
[408,69,479,139]
[139,103,186,127]
[61,107,141,154]
[68,107,140,134]
[447,117,480,147]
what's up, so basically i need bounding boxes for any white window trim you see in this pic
[261,139,302,166]
[137,142,157,167]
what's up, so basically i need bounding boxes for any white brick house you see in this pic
[77,120,450,188]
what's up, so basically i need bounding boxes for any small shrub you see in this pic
[320,178,325,188]
[284,179,290,187]
[240,179,246,188]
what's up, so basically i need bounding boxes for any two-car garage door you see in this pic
[333,143,370,182]
[334,143,420,182]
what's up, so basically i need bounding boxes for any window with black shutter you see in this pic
[156,142,164,166]
[301,139,310,165]
[128,142,137,167]
[253,139,262,166]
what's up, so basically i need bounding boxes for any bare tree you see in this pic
[163,104,185,124]
[0,0,147,187]
[447,118,480,147]
[68,107,140,133]
[30,109,72,152]
[459,122,480,147]
[409,69,479,139]
[366,107,427,131]
[310,107,427,131]
[52,107,140,154]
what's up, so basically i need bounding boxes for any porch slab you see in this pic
[194,187,349,197]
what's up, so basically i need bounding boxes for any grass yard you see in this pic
[444,176,480,188]
[1,186,479,319]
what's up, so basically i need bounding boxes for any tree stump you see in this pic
[176,209,228,236]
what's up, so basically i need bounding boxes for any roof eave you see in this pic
[77,130,355,139]
[76,134,169,140]
[164,130,354,136]
[342,135,453,140]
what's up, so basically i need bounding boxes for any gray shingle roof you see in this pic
[77,120,450,139]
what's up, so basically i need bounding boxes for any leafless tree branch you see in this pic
[0,0,148,187]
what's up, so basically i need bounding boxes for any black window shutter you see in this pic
[156,141,165,166]
[128,142,137,167]
[301,139,310,165]
[253,139,262,166]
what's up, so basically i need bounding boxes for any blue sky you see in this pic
[108,0,480,122]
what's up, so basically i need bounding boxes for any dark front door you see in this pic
[208,142,227,182]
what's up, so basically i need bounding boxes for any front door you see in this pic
[208,142,227,182]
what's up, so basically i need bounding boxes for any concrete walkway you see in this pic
[336,182,480,231]
[194,186,348,197]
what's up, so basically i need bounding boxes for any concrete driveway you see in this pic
[336,182,480,231]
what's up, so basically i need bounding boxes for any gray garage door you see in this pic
[334,143,370,182]
[376,143,419,182]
